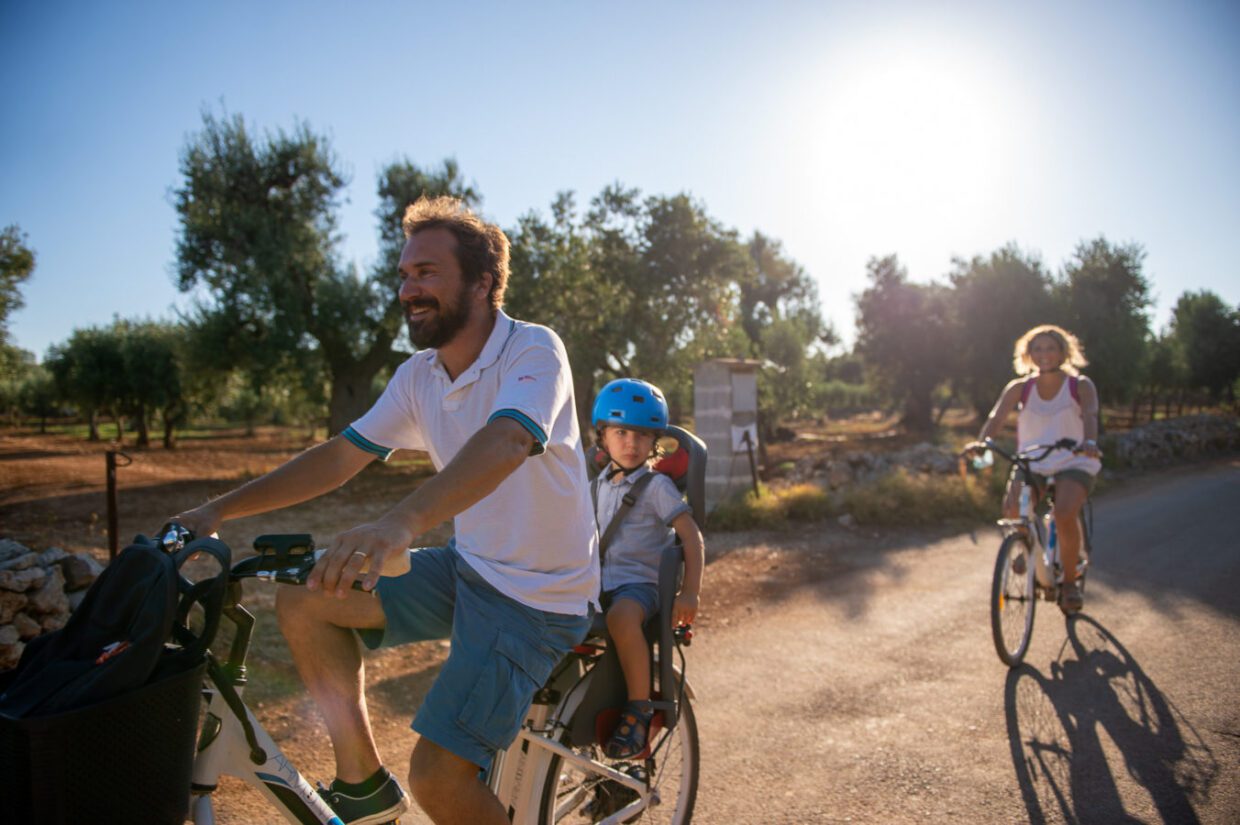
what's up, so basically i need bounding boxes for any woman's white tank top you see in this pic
[1017,375,1102,477]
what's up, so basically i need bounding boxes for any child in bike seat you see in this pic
[590,378,705,760]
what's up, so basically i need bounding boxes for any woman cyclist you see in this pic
[974,325,1102,614]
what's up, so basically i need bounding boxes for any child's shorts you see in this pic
[602,581,660,621]
[359,543,591,769]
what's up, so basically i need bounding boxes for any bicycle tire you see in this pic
[537,685,699,824]
[991,533,1036,667]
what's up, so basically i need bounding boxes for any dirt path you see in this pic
[687,459,1240,824]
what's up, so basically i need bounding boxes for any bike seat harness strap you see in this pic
[591,470,658,564]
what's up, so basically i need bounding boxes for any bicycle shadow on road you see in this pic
[1003,614,1218,824]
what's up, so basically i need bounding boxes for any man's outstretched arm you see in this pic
[311,417,536,595]
[175,436,377,537]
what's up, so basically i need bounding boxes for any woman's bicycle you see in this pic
[963,438,1095,667]
[183,528,698,824]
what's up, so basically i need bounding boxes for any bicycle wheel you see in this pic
[537,684,698,824]
[991,533,1036,666]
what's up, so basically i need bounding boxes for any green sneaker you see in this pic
[317,768,410,825]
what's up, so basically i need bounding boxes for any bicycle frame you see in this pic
[997,497,1058,597]
[490,646,698,825]
[189,593,345,825]
[188,577,697,825]
[982,437,1091,592]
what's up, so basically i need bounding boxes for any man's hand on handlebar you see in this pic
[171,503,223,542]
[307,517,414,598]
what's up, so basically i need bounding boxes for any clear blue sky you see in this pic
[3,0,1238,359]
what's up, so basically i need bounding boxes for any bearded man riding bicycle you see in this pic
[175,196,597,825]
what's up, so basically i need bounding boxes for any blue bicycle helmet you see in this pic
[592,378,669,432]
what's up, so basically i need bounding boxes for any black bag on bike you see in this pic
[0,532,230,825]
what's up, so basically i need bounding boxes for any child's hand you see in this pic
[673,592,699,627]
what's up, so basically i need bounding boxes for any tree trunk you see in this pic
[575,373,596,446]
[112,410,125,444]
[320,319,404,437]
[135,405,150,448]
[901,389,935,435]
[162,406,178,450]
[934,390,957,426]
[88,408,100,441]
[327,367,381,437]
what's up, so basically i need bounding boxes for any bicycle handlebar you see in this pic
[961,437,1081,469]
[161,524,369,591]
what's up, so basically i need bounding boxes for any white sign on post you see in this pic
[731,424,758,454]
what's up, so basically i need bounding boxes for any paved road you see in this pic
[691,459,1240,823]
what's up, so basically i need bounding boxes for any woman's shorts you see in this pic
[359,544,591,769]
[1031,468,1097,495]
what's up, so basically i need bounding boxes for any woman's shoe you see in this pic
[1059,580,1084,615]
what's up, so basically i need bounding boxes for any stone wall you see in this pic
[786,414,1240,489]
[1102,414,1240,468]
[0,540,105,670]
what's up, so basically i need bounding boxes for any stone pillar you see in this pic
[693,358,761,513]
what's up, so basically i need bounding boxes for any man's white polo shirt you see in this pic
[343,310,599,615]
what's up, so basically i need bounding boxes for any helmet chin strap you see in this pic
[606,459,645,480]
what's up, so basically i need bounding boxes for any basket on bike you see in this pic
[0,530,230,825]
[0,658,206,824]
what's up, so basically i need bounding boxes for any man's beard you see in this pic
[404,281,473,350]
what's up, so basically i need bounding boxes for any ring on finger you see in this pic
[349,550,368,560]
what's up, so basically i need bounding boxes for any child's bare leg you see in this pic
[606,599,650,702]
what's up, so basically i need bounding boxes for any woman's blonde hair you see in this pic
[1012,324,1089,376]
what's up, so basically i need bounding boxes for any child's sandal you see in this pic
[605,700,656,759]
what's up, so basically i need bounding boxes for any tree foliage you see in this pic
[947,245,1054,416]
[174,111,476,434]
[46,326,126,440]
[506,185,821,430]
[43,320,193,446]
[1055,237,1152,403]
[0,224,35,338]
[1,224,37,382]
[854,256,952,433]
[1169,290,1240,402]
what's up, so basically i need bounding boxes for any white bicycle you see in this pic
[187,532,700,824]
[966,437,1095,667]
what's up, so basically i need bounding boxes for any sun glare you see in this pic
[777,33,1022,265]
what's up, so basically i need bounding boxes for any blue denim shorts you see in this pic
[359,544,592,769]
[602,581,659,621]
